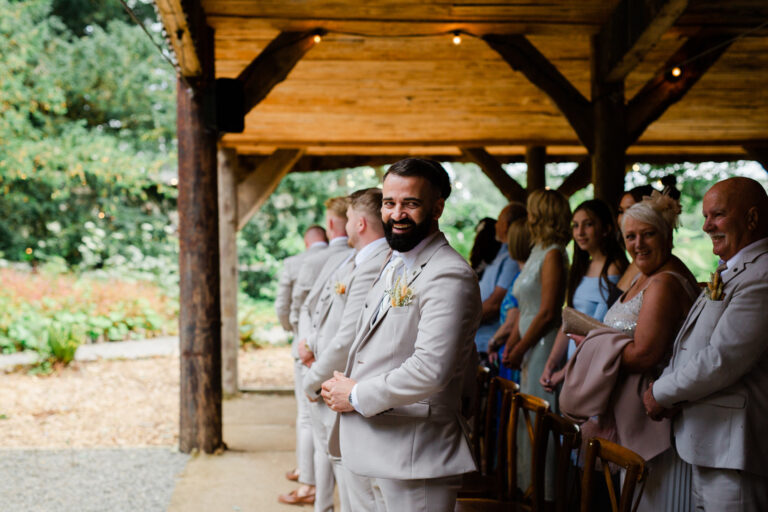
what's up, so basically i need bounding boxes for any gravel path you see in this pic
[0,447,189,511]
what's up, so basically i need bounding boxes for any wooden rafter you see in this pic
[626,34,734,145]
[556,157,591,198]
[483,34,595,152]
[526,146,547,191]
[237,148,305,229]
[155,0,204,76]
[598,0,689,83]
[461,147,527,203]
[238,31,324,115]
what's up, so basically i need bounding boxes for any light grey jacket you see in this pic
[329,232,481,480]
[293,244,354,359]
[654,237,768,477]
[275,246,323,335]
[303,241,390,398]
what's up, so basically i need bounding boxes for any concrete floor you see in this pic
[169,393,330,512]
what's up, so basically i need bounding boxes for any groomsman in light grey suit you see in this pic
[303,188,389,512]
[645,177,768,511]
[322,159,481,512]
[275,226,328,335]
[281,197,351,506]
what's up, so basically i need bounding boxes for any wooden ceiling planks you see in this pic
[199,0,768,162]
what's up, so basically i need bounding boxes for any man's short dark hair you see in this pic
[383,158,451,200]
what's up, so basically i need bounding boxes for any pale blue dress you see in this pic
[566,274,621,359]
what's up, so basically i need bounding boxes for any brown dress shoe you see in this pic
[278,489,315,505]
[285,469,300,481]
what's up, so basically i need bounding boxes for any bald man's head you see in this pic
[702,177,768,261]
[304,225,327,248]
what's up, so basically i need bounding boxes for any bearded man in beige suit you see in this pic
[644,177,768,511]
[322,158,481,512]
[302,188,389,512]
[275,225,328,335]
[281,197,351,506]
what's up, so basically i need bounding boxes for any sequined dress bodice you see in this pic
[602,287,645,336]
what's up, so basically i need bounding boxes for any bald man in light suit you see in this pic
[322,159,481,511]
[275,226,328,335]
[303,188,389,512]
[645,177,768,511]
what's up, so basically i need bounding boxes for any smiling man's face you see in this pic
[381,174,443,252]
[702,182,754,261]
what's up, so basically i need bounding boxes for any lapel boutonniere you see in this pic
[334,282,346,295]
[386,275,414,307]
[706,270,725,300]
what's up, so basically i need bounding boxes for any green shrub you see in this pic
[47,321,81,365]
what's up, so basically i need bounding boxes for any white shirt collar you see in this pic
[355,237,388,266]
[329,236,349,247]
[391,231,439,271]
[724,237,768,271]
[308,241,328,250]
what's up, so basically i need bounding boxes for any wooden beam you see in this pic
[238,31,323,115]
[461,147,527,203]
[155,0,203,77]
[591,36,627,209]
[525,146,547,191]
[237,148,305,230]
[483,34,594,152]
[557,157,592,197]
[744,145,768,173]
[598,0,689,83]
[177,21,223,454]
[626,34,733,145]
[218,147,239,397]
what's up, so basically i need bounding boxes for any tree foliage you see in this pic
[0,0,177,277]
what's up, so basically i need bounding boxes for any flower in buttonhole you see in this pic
[334,282,346,295]
[706,270,725,301]
[386,275,414,308]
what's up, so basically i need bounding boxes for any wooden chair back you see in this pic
[469,365,492,466]
[580,437,646,512]
[506,392,549,502]
[532,412,580,512]
[482,377,520,476]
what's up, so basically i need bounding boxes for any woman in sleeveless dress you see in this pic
[539,199,629,392]
[501,189,571,497]
[572,192,699,511]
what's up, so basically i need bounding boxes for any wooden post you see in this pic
[177,22,223,454]
[591,36,626,209]
[218,147,239,397]
[525,146,547,191]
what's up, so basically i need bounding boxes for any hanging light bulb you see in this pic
[452,32,462,45]
[313,34,322,44]
[671,66,682,78]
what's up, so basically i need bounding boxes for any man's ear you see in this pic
[746,206,758,231]
[432,197,445,220]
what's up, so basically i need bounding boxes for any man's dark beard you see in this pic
[383,216,432,252]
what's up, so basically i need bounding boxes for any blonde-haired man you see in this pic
[303,188,389,511]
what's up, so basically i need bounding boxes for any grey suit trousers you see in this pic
[692,465,768,512]
[293,361,315,486]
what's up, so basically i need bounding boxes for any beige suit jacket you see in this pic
[330,232,481,480]
[293,244,354,359]
[302,241,390,399]
[290,239,351,333]
[654,237,768,477]
[275,245,324,334]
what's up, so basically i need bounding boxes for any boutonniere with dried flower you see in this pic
[334,282,346,295]
[386,275,414,307]
[706,270,725,300]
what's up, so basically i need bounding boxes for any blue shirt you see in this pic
[566,274,620,359]
[475,244,520,352]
